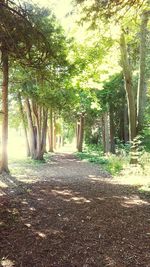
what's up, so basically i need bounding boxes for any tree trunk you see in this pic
[32,103,47,160]
[35,126,43,160]
[109,107,115,154]
[101,115,106,153]
[53,115,56,150]
[76,121,80,150]
[41,107,48,154]
[137,11,150,133]
[104,112,110,154]
[118,110,124,142]
[120,32,137,141]
[18,93,30,157]
[49,107,54,152]
[35,111,42,160]
[0,48,9,173]
[25,98,36,158]
[78,113,84,152]
[124,104,129,143]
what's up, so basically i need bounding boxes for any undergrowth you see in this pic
[76,145,150,196]
[75,145,127,176]
[9,152,53,166]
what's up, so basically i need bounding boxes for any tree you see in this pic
[137,10,150,132]
[1,48,9,172]
[75,0,146,21]
[17,92,31,157]
[74,0,150,163]
[120,32,137,141]
[0,1,50,172]
[0,1,69,166]
[98,73,128,153]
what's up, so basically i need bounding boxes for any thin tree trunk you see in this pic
[35,111,42,160]
[41,107,48,153]
[101,115,106,153]
[124,104,129,143]
[120,32,137,141]
[76,121,80,150]
[0,48,9,173]
[35,126,43,160]
[78,113,84,152]
[25,98,36,158]
[104,112,110,154]
[119,110,124,142]
[49,107,54,152]
[53,115,56,150]
[18,93,30,157]
[109,107,115,154]
[137,10,150,133]
[34,106,48,159]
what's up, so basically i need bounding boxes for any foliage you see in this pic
[75,0,148,25]
[76,145,150,196]
[1,0,150,173]
[0,1,52,67]
[76,144,127,175]
[104,155,125,175]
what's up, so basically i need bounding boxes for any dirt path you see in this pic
[0,153,150,267]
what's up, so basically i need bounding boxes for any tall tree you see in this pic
[1,48,9,172]
[137,10,150,133]
[75,0,150,162]
[17,92,30,157]
[0,1,50,172]
[120,32,137,141]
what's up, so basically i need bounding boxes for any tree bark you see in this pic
[109,107,115,154]
[118,110,124,142]
[53,115,56,150]
[18,93,30,157]
[25,98,36,158]
[137,10,150,133]
[76,121,80,150]
[0,48,9,173]
[124,104,129,143]
[101,115,106,153]
[120,31,137,141]
[32,103,48,160]
[78,113,84,152]
[41,107,48,153]
[104,112,110,154]
[49,107,54,152]
[32,102,42,160]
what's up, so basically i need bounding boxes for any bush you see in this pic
[76,145,127,175]
[105,155,124,175]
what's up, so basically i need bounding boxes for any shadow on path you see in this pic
[0,153,150,267]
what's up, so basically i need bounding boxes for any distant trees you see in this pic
[137,10,150,132]
[0,1,48,172]
[1,0,150,170]
[120,10,150,141]
[0,1,68,169]
[74,0,150,162]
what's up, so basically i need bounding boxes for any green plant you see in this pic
[76,145,127,175]
[105,155,124,175]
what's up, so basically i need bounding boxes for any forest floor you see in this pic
[0,152,150,267]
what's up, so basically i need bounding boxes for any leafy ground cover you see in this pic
[76,146,150,196]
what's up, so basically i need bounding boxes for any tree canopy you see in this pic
[0,0,150,170]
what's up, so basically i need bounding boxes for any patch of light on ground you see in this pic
[1,259,14,267]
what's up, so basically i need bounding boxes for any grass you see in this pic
[9,152,53,165]
[76,145,150,196]
[75,146,127,176]
[114,165,150,197]
[8,152,53,177]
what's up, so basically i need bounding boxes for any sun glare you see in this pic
[32,0,72,19]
